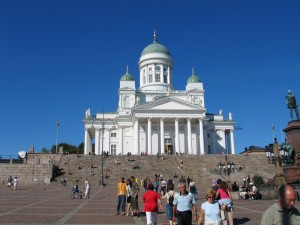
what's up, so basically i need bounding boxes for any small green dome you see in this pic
[120,66,134,81]
[187,68,201,83]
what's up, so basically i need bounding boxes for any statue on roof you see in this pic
[134,96,140,106]
[286,90,299,120]
[85,108,91,118]
[229,112,233,120]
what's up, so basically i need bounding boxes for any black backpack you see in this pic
[168,192,174,206]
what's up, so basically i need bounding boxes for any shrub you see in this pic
[252,175,265,187]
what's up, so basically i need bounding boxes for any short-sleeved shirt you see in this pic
[142,190,161,212]
[201,201,221,221]
[261,203,300,225]
[131,181,139,197]
[218,188,230,199]
[173,192,196,211]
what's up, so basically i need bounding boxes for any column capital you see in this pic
[147,117,152,121]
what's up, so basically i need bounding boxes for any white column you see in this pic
[168,66,171,84]
[160,65,163,82]
[118,127,123,155]
[199,119,205,155]
[187,118,192,154]
[95,128,100,155]
[134,118,139,155]
[84,128,89,155]
[175,118,179,154]
[160,118,164,154]
[104,129,109,154]
[147,118,152,155]
[230,129,235,154]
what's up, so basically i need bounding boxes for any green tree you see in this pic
[40,147,50,153]
[77,142,84,154]
[252,175,265,187]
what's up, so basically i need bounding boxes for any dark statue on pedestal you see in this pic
[282,90,300,184]
[280,142,295,165]
[286,90,299,120]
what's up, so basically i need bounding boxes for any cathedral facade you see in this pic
[83,33,236,156]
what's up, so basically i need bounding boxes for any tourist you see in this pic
[197,188,226,225]
[211,179,218,192]
[187,176,191,188]
[126,178,133,216]
[261,185,300,224]
[84,178,90,199]
[162,183,176,225]
[160,179,167,196]
[172,183,197,225]
[7,176,12,188]
[116,177,127,216]
[248,183,258,200]
[189,180,197,199]
[130,176,140,217]
[13,177,18,190]
[216,181,233,225]
[142,183,163,225]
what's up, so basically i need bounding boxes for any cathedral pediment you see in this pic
[135,96,201,111]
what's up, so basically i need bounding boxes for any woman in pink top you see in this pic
[216,181,233,225]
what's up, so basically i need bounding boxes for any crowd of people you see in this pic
[113,174,300,225]
[5,171,300,225]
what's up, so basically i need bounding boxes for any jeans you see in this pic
[117,195,126,213]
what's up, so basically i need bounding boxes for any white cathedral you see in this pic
[83,32,236,156]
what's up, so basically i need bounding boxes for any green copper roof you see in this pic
[120,66,134,81]
[187,68,201,83]
[141,32,170,56]
[141,41,170,56]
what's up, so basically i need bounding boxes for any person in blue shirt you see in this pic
[197,188,226,225]
[172,183,197,225]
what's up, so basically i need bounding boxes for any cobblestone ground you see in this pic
[0,184,299,225]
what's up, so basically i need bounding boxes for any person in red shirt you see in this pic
[142,183,163,225]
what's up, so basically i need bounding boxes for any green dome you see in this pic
[141,40,171,56]
[120,72,134,81]
[187,68,201,83]
[120,66,134,81]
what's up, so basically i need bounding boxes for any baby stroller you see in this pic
[71,184,82,199]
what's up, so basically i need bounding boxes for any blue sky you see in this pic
[1,0,299,157]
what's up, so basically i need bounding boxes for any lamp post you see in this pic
[56,121,61,154]
[91,111,115,186]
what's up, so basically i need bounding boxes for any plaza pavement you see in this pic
[0,184,299,225]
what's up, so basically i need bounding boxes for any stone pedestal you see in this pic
[283,120,300,183]
[283,166,300,183]
[283,120,300,164]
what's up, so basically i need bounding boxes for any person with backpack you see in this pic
[162,183,176,225]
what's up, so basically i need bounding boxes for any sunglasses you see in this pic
[207,196,215,199]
